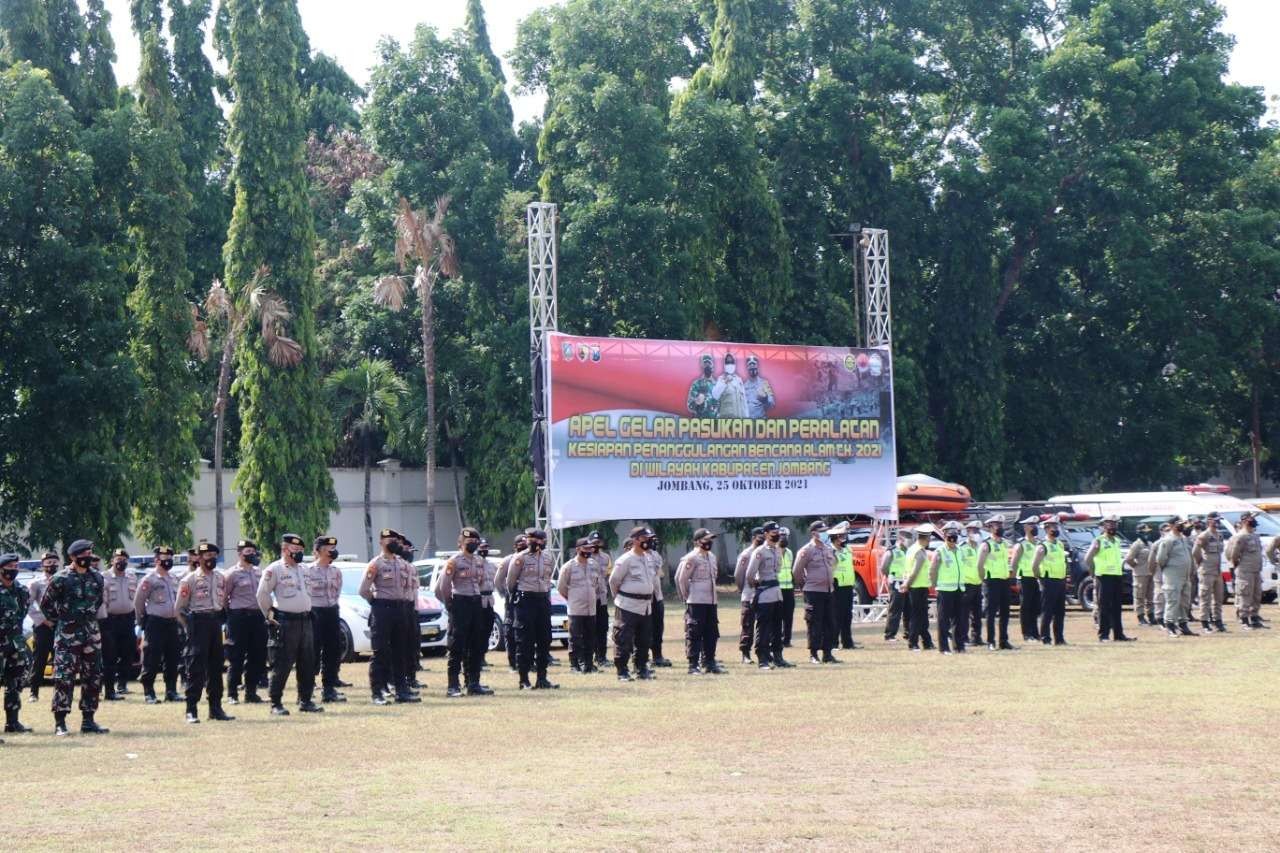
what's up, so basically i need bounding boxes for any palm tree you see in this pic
[189,266,303,551]
[325,358,407,559]
[373,195,459,557]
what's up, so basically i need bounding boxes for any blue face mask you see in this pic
[818,533,830,545]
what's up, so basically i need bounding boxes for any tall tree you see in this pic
[224,0,334,552]
[125,5,201,545]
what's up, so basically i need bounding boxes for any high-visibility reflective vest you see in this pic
[958,542,981,585]
[778,549,794,589]
[833,548,855,586]
[1094,536,1123,576]
[1017,539,1038,577]
[888,547,908,579]
[1040,540,1067,579]
[935,547,962,592]
[906,544,931,589]
[984,540,1011,580]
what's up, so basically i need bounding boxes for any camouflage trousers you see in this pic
[52,629,103,714]
[1,644,31,712]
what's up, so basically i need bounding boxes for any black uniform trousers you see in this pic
[369,600,413,695]
[780,588,796,645]
[907,587,933,650]
[269,612,316,704]
[505,595,520,670]
[833,581,855,648]
[936,589,965,653]
[884,585,909,640]
[964,583,984,643]
[804,591,836,654]
[1039,577,1066,643]
[612,605,652,672]
[1096,574,1126,639]
[753,599,783,664]
[184,612,224,711]
[478,602,495,668]
[29,623,54,693]
[404,603,422,681]
[140,616,180,695]
[650,597,666,660]
[226,608,267,696]
[984,578,1012,645]
[515,592,552,678]
[310,605,342,690]
[684,603,718,665]
[738,600,756,655]
[593,601,609,663]
[568,614,596,669]
[101,613,135,688]
[446,595,484,688]
[1019,576,1041,639]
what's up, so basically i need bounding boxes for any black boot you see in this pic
[322,688,346,703]
[54,711,69,736]
[298,700,325,713]
[1214,620,1228,633]
[518,672,533,690]
[104,686,121,701]
[80,713,109,734]
[1200,620,1211,632]
[226,688,239,705]
[466,682,494,696]
[209,704,235,721]
[1136,613,1148,625]
[5,708,30,733]
[533,672,559,690]
[1178,621,1197,636]
[616,662,633,682]
[185,708,200,724]
[446,684,464,698]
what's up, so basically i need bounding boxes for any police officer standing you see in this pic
[959,520,984,646]
[507,528,558,690]
[439,527,494,696]
[40,539,108,736]
[477,538,497,675]
[360,529,420,704]
[1031,517,1068,646]
[495,534,527,672]
[1155,518,1196,636]
[795,520,839,662]
[777,526,795,647]
[649,537,672,667]
[588,532,611,669]
[1127,524,1156,626]
[175,542,233,723]
[26,552,58,701]
[305,536,346,702]
[1192,512,1227,633]
[223,539,266,705]
[1084,515,1134,642]
[101,548,138,700]
[610,526,662,681]
[878,528,911,643]
[1226,511,1266,630]
[1012,516,1041,642]
[931,522,965,654]
[258,534,322,715]
[0,553,32,737]
[134,546,182,704]
[830,522,858,650]
[735,527,765,664]
[558,537,601,674]
[675,528,723,674]
[977,515,1014,650]
[746,521,791,669]
[903,525,936,651]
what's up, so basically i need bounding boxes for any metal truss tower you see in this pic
[861,228,892,348]
[527,202,561,559]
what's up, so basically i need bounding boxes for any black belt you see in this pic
[756,580,780,590]
[619,590,651,600]
[147,615,177,622]
[518,590,549,597]
[191,611,221,619]
[104,611,134,618]
[311,603,339,611]
[372,599,409,607]
[276,611,312,621]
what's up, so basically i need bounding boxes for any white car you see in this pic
[335,563,448,660]
[416,555,570,652]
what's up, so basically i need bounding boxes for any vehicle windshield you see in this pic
[1225,511,1280,537]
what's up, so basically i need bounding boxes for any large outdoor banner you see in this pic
[546,334,898,527]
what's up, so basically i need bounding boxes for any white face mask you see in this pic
[724,364,736,375]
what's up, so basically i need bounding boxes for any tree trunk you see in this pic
[446,419,466,529]
[212,329,237,552]
[1251,383,1263,499]
[363,433,374,560]
[421,271,437,557]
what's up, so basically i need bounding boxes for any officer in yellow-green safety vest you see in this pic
[903,525,936,651]
[1031,517,1068,645]
[930,521,966,654]
[977,515,1015,650]
[777,526,796,647]
[1012,516,1042,642]
[830,523,858,650]
[878,528,912,642]
[1084,514,1136,643]
[958,520,984,646]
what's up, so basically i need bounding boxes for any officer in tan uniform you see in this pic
[494,534,527,672]
[1126,524,1156,626]
[745,521,792,669]
[26,553,58,701]
[507,528,558,690]
[176,542,232,723]
[557,537,601,674]
[359,529,421,703]
[610,525,662,681]
[1226,512,1266,630]
[101,548,138,700]
[675,528,723,674]
[477,538,497,675]
[649,538,672,667]
[735,527,765,664]
[1149,522,1170,625]
[438,527,494,697]
[224,539,267,704]
[1155,518,1196,636]
[1192,512,1227,632]
[794,520,838,663]
[305,536,346,702]
[134,546,182,704]
[258,534,322,715]
[588,531,611,667]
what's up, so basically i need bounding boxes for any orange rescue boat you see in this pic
[897,473,971,512]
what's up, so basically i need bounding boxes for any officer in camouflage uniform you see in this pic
[39,539,109,736]
[686,354,720,417]
[1,553,33,738]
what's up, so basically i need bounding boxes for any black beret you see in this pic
[762,521,780,532]
[68,539,93,556]
[281,534,304,547]
[628,525,654,540]
[42,551,59,560]
[314,535,337,548]
[692,528,717,541]
[0,553,19,568]
[236,539,258,551]
[750,527,765,537]
[196,541,220,555]
[460,527,480,539]
[808,520,829,533]
[154,546,175,557]
[575,537,592,548]
[112,548,129,558]
[379,528,402,539]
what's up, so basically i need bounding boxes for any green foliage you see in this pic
[225,0,334,553]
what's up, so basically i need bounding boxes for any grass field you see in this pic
[7,597,1280,852]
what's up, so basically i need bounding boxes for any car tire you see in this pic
[1077,576,1096,612]
[489,616,505,652]
[339,621,356,663]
